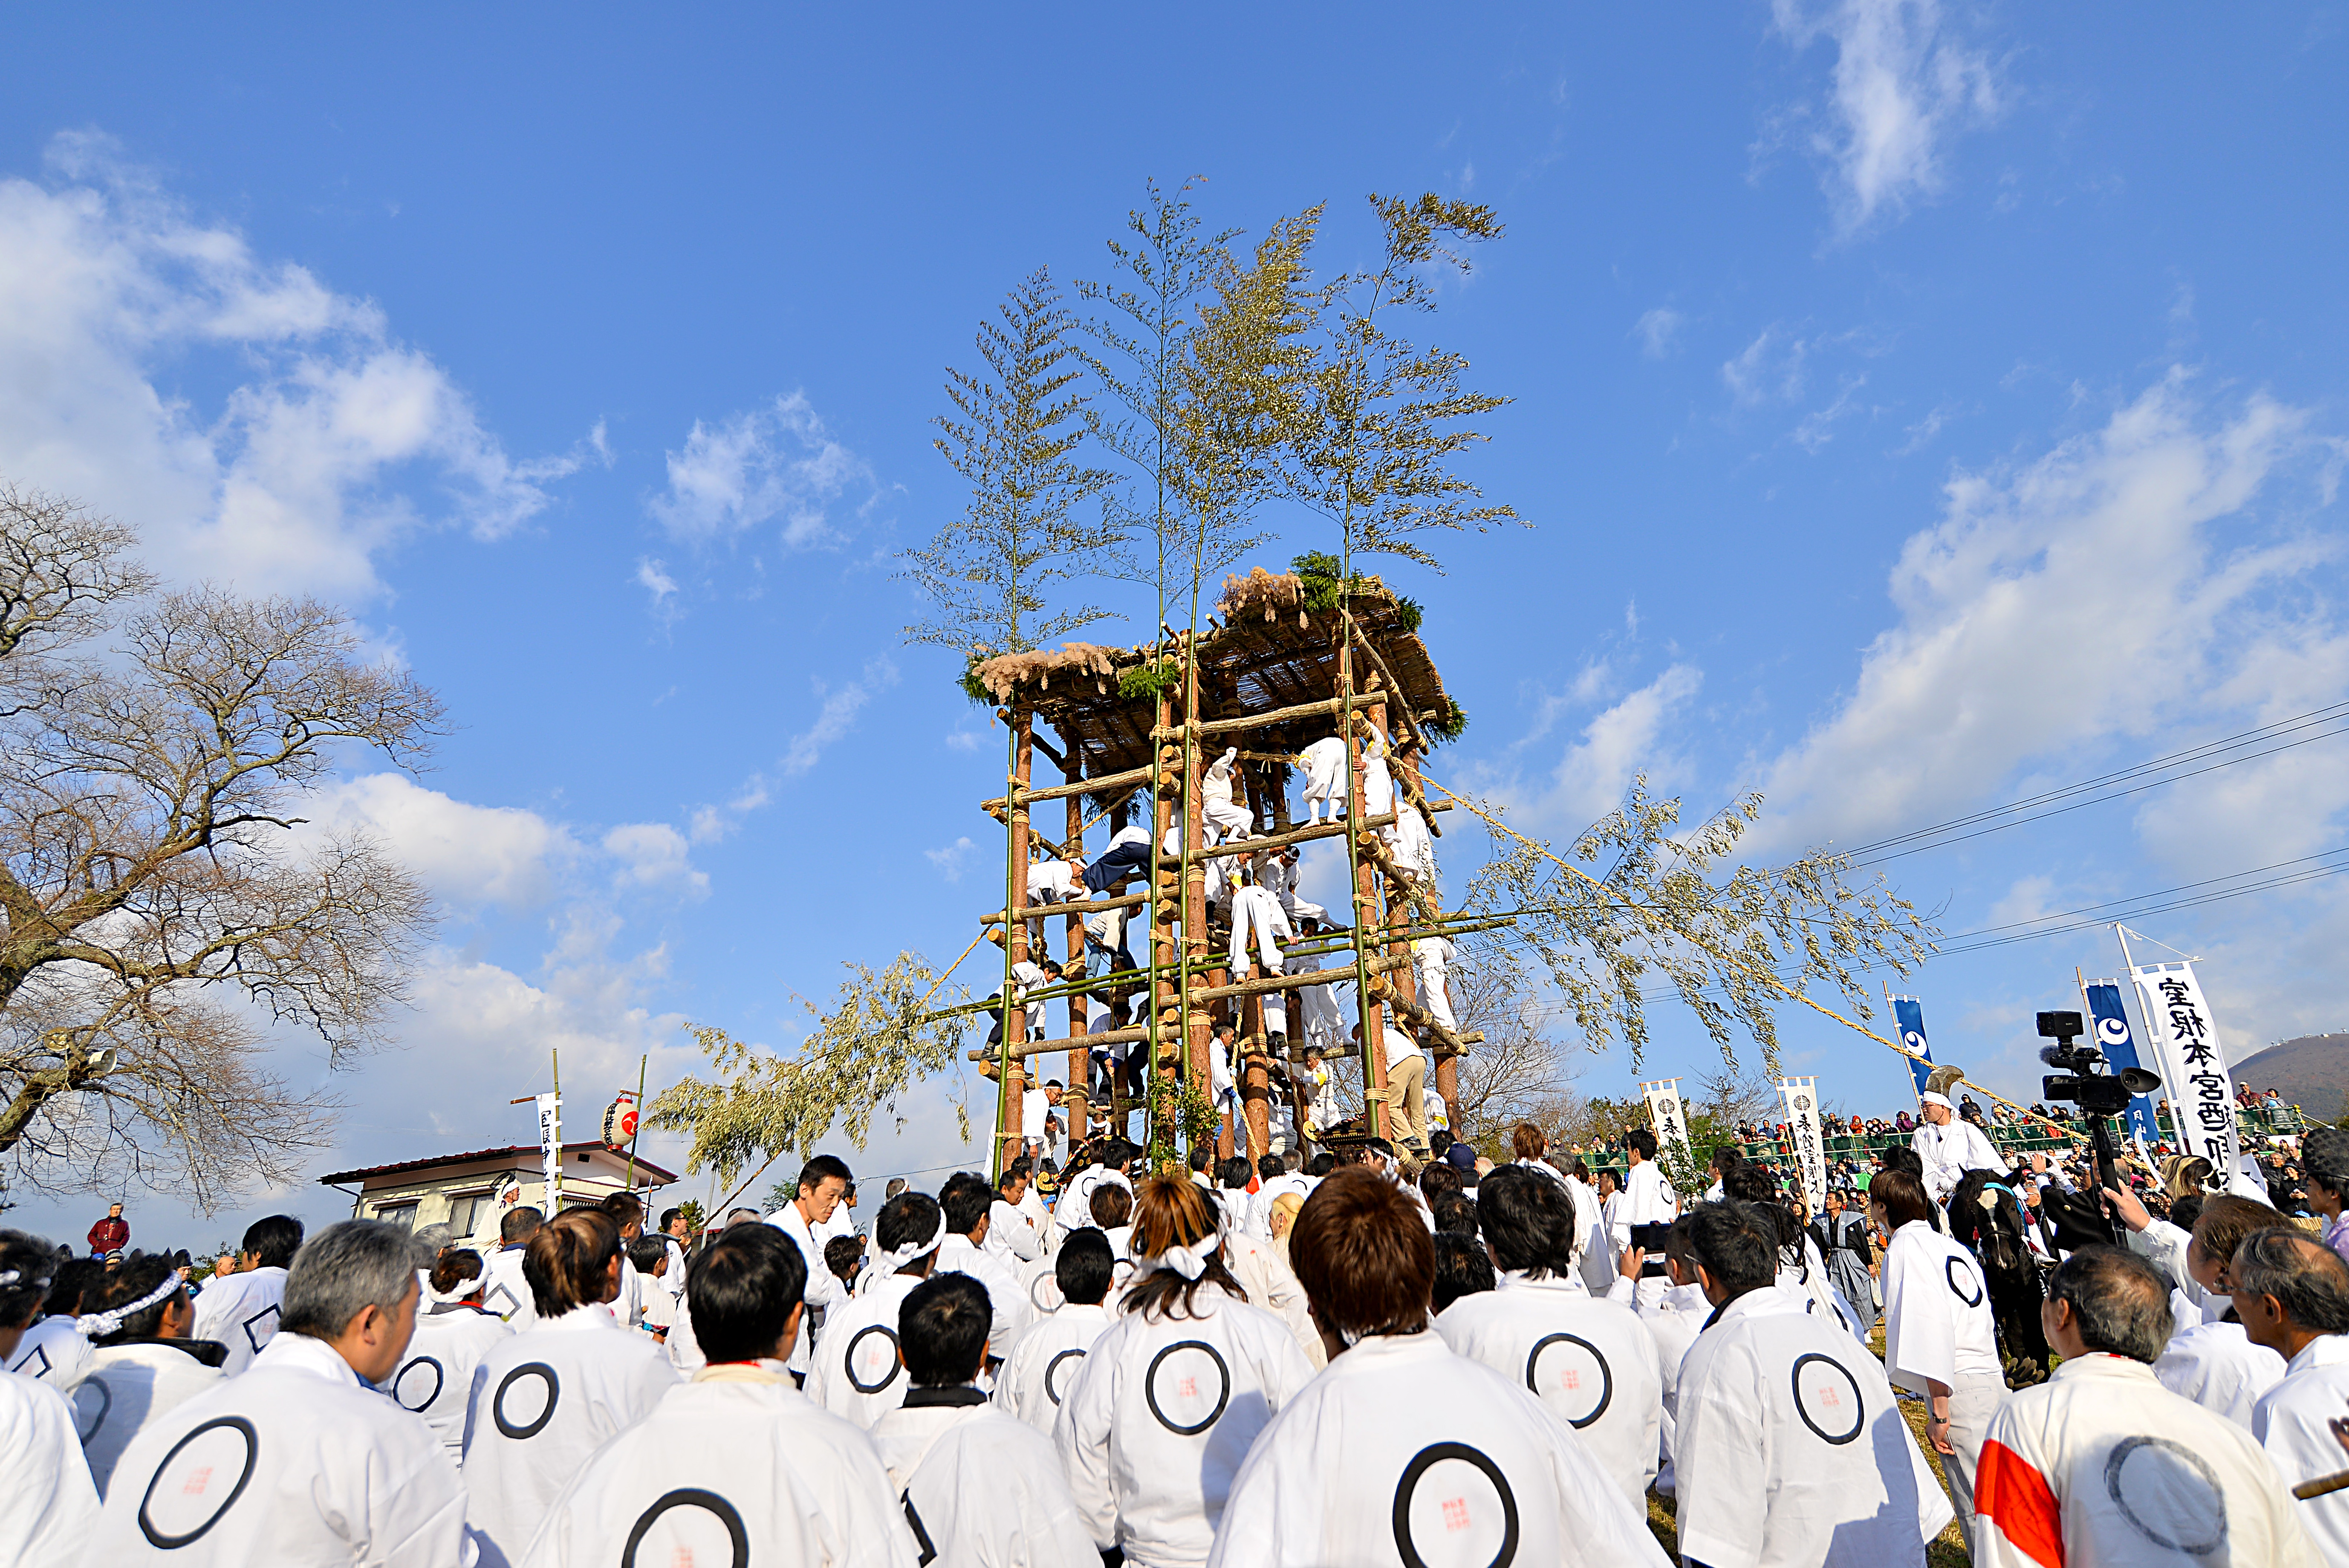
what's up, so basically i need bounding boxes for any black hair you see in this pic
[999,1161,1032,1194]
[822,1235,864,1284]
[939,1172,994,1236]
[876,1192,946,1266]
[1188,1144,1211,1174]
[1306,1152,1337,1178]
[1055,1229,1115,1306]
[1219,1157,1253,1190]
[242,1214,306,1271]
[1430,1192,1480,1239]
[797,1154,854,1195]
[1624,1128,1658,1160]
[660,1207,684,1230]
[1258,1154,1284,1181]
[625,1236,670,1274]
[1682,1201,1777,1300]
[1100,1138,1137,1172]
[500,1206,543,1244]
[1432,1231,1497,1314]
[43,1256,105,1320]
[88,1253,189,1344]
[1476,1166,1578,1277]
[1876,1146,1924,1179]
[688,1222,808,1363]
[901,1271,992,1385]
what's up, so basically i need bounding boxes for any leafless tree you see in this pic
[1447,938,1586,1142]
[0,485,441,1210]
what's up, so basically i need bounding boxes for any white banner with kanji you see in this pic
[2130,961,2258,1198]
[1778,1076,1828,1213]
[1641,1079,1693,1167]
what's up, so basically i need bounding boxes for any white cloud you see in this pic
[0,132,594,601]
[1723,326,1809,406]
[303,774,579,907]
[1769,0,2002,234]
[781,657,900,779]
[944,728,984,754]
[649,392,876,547]
[1792,376,1869,452]
[1634,308,1686,359]
[635,557,679,616]
[1754,373,2331,855]
[1538,666,1705,824]
[600,823,709,896]
[926,837,978,882]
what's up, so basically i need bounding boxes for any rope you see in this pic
[1415,774,2086,1146]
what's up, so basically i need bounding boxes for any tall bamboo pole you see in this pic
[993,705,1034,1181]
[1181,640,1212,1163]
[1063,751,1088,1152]
[1147,686,1179,1150]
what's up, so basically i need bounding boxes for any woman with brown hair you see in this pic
[460,1208,677,1564]
[1053,1173,1315,1568]
[1207,1168,1668,1568]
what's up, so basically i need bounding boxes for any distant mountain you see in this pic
[2230,1034,2349,1123]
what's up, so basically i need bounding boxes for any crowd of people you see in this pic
[9,1092,2349,1565]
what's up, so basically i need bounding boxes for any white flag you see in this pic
[2129,961,2259,1199]
[537,1091,563,1211]
[1778,1077,1828,1213]
[1641,1079,1693,1168]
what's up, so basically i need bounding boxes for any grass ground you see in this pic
[1642,1327,1972,1567]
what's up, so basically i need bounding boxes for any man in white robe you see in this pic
[1609,1225,1711,1499]
[1673,1201,1953,1568]
[873,1273,1098,1568]
[519,1222,913,1568]
[68,1258,230,1494]
[764,1154,855,1377]
[88,1221,466,1566]
[1973,1243,2314,1568]
[1434,1166,1662,1509]
[1228,877,1291,980]
[1056,1144,1137,1238]
[1911,1091,2004,1204]
[0,1231,101,1565]
[1411,935,1456,1031]
[1200,746,1255,839]
[935,1172,1034,1363]
[1283,953,1341,1058]
[1612,1129,1682,1312]
[477,1207,543,1328]
[1248,1153,1313,1239]
[809,1193,945,1429]
[7,1305,93,1390]
[2237,1229,2349,1566]
[1875,1172,2007,1556]
[1296,735,1347,821]
[1392,800,1436,883]
[987,1167,1046,1266]
[1208,1167,1669,1568]
[187,1214,303,1377]
[996,1232,1115,1433]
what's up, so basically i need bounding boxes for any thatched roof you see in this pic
[970,568,1458,786]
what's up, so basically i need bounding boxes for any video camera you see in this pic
[2036,1010,2161,1115]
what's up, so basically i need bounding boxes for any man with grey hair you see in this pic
[1969,1245,2313,1568]
[88,1220,467,1564]
[2238,1229,2349,1564]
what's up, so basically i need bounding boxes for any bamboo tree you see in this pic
[901,268,1116,658]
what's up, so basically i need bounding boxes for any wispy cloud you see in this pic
[781,657,901,779]
[649,391,877,547]
[926,837,978,882]
[1634,307,1687,360]
[1767,0,2002,235]
[1724,326,1810,407]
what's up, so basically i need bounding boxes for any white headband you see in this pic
[878,1212,947,1273]
[1135,1222,1224,1282]
[1919,1092,1954,1110]
[75,1272,184,1339]
[424,1273,486,1307]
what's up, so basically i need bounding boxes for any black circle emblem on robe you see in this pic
[390,1354,445,1413]
[2105,1435,2229,1556]
[1790,1352,1866,1445]
[846,1325,904,1395]
[1392,1441,1520,1568]
[138,1416,260,1548]
[71,1376,113,1444]
[1043,1348,1086,1406]
[1144,1340,1232,1435]
[1523,1333,1614,1429]
[493,1363,561,1439]
[621,1487,751,1568]
[1945,1256,1984,1308]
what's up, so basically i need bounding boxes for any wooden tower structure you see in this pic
[966,566,1482,1171]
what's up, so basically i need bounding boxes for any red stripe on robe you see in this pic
[1973,1437,2064,1568]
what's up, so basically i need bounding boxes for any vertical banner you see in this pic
[1640,1079,1693,1168]
[2129,961,2246,1194]
[1778,1077,1829,1213]
[2082,981,2161,1150]
[536,1091,563,1212]
[1890,996,1934,1100]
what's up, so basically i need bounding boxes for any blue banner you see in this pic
[2085,982,2161,1146]
[1892,998,1933,1098]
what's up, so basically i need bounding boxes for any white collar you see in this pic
[2286,1334,2349,1376]
[540,1302,621,1332]
[253,1332,363,1388]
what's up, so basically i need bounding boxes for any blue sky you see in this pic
[4,4,2346,1244]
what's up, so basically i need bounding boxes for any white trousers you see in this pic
[1416,950,1456,1029]
[1230,896,1286,975]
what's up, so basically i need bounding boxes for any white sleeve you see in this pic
[1052,1337,1120,1549]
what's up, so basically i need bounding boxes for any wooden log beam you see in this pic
[966,954,1409,1062]
[1151,693,1356,741]
[982,759,1160,812]
[979,889,1150,927]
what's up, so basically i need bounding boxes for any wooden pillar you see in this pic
[1149,687,1181,1141]
[996,705,1034,1178]
[1391,732,1459,1137]
[1341,647,1391,1142]
[1063,747,1088,1156]
[1181,644,1214,1164]
[1238,759,1274,1161]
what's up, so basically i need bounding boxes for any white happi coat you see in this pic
[767,1201,852,1376]
[1298,736,1347,809]
[387,1302,511,1460]
[1881,1219,2002,1394]
[807,1269,926,1429]
[89,1331,463,1567]
[71,1340,225,1495]
[1283,955,1341,1055]
[1205,1328,1670,1568]
[1434,1271,1662,1508]
[1221,1228,1320,1365]
[187,1264,288,1376]
[518,1365,914,1568]
[1053,1287,1315,1568]
[8,1314,93,1390]
[2253,1334,2349,1568]
[1393,803,1436,881]
[1911,1115,2005,1203]
[1411,936,1456,1028]
[987,1197,1045,1265]
[1228,884,1291,976]
[936,1233,1034,1361]
[1675,1286,1953,1568]
[477,1246,538,1329]
[461,1301,678,1567]
[996,1303,1111,1434]
[1974,1351,2314,1568]
[1636,1279,1709,1497]
[2155,1319,2285,1430]
[1612,1160,1682,1311]
[1558,1171,1618,1294]
[1246,1172,1312,1239]
[878,1391,1099,1568]
[0,1366,98,1567]
[1056,1167,1134,1236]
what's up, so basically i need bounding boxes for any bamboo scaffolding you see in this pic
[968,953,1413,1063]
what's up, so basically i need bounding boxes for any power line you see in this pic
[1838,701,2349,867]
